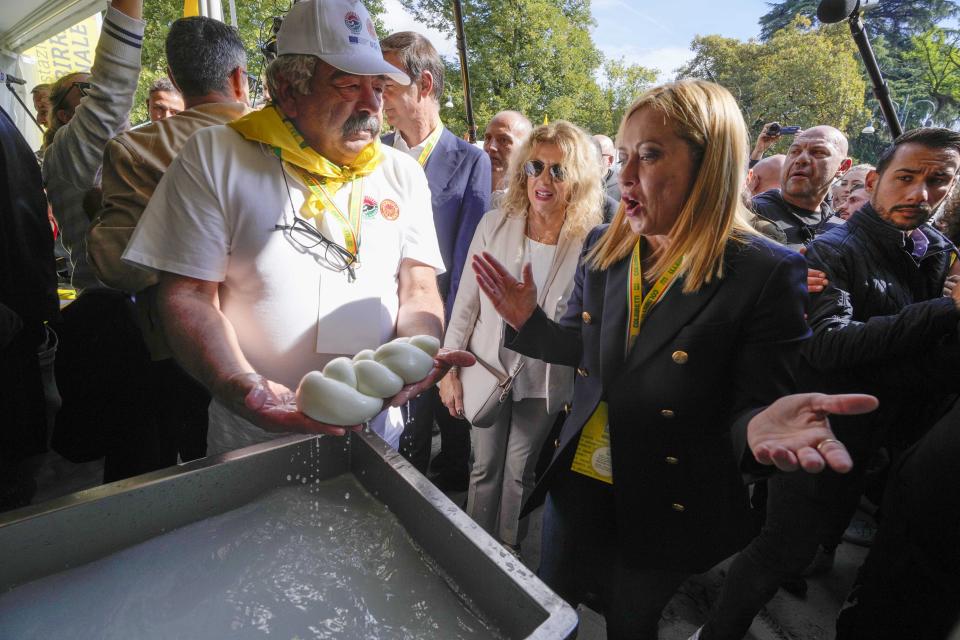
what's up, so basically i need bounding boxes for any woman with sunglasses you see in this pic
[471,80,876,639]
[440,120,603,553]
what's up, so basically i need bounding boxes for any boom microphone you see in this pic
[0,72,26,85]
[816,0,861,24]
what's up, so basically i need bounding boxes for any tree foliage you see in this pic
[678,16,868,146]
[759,0,958,51]
[396,0,655,137]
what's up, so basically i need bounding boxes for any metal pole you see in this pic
[228,0,237,27]
[6,82,43,133]
[848,14,902,138]
[451,0,476,143]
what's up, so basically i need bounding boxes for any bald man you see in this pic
[746,154,785,197]
[483,110,532,194]
[593,133,620,201]
[750,125,852,250]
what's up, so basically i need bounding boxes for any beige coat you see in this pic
[443,209,582,416]
[87,102,250,359]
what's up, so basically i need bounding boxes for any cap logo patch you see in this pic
[344,12,363,34]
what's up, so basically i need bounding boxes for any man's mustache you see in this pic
[892,204,932,215]
[342,113,381,137]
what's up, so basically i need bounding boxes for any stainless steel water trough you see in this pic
[0,431,577,639]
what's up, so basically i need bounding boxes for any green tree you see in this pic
[395,0,612,136]
[596,58,658,136]
[759,0,957,51]
[899,27,960,126]
[678,17,868,152]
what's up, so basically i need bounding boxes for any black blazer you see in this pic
[510,226,810,572]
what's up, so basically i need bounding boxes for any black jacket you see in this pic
[510,228,809,572]
[804,204,959,372]
[802,204,960,447]
[0,105,57,346]
[750,189,841,250]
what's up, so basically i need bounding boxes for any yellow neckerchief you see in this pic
[570,241,683,485]
[626,240,684,354]
[228,106,382,254]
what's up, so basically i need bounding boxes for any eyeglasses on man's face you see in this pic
[524,159,566,182]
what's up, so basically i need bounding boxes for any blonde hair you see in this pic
[587,79,756,293]
[500,120,604,242]
[43,71,88,148]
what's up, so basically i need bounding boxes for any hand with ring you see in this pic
[748,393,879,473]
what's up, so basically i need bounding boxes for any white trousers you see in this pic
[466,396,558,546]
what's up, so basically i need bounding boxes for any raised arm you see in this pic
[44,1,145,192]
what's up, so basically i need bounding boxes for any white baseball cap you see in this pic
[277,0,411,85]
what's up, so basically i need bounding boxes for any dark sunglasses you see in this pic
[51,81,92,115]
[524,159,566,182]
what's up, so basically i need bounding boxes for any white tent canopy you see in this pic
[0,0,103,53]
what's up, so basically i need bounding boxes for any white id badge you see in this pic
[314,270,384,355]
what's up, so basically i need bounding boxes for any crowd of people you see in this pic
[2,0,960,638]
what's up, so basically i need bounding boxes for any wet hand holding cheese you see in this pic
[296,336,442,425]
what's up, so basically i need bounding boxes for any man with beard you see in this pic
[751,125,851,250]
[701,127,960,640]
[123,0,464,454]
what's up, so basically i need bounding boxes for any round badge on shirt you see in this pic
[381,199,400,221]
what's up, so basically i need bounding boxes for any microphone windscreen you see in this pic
[816,0,860,23]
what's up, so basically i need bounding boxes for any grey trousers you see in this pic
[466,396,558,546]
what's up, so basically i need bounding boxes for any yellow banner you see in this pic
[183,0,200,17]
[23,15,102,84]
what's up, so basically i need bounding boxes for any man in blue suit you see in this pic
[381,31,491,488]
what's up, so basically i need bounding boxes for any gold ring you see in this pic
[816,438,840,453]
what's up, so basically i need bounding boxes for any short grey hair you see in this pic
[266,54,318,99]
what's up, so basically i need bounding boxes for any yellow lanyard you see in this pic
[626,241,683,354]
[416,123,443,168]
[286,164,364,257]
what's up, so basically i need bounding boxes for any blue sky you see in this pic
[591,0,773,78]
[382,0,776,80]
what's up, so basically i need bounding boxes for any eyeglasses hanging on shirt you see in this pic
[274,162,359,281]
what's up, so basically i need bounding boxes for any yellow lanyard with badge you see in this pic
[285,164,365,259]
[416,123,443,168]
[570,242,683,484]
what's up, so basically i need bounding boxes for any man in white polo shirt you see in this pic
[123,0,469,455]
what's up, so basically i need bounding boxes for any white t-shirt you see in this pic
[124,125,445,454]
[512,238,557,400]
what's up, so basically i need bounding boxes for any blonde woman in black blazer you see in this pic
[472,80,877,639]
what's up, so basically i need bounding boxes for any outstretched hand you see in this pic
[385,348,476,408]
[224,372,362,436]
[748,393,879,473]
[472,252,538,330]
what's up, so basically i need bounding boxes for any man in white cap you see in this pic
[123,0,469,455]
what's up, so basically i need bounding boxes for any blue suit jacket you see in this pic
[382,129,491,318]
